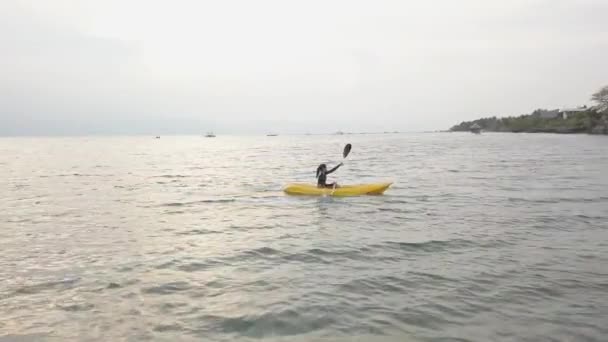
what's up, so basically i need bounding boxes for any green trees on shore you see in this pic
[450,85,608,134]
[591,85,608,112]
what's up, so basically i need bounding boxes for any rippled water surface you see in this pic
[1,133,608,342]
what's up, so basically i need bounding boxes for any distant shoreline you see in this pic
[442,130,608,135]
[450,110,608,135]
[450,86,608,135]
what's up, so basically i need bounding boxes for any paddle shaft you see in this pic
[331,143,352,194]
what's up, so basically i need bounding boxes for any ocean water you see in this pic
[1,133,607,342]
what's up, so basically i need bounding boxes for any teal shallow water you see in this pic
[1,133,607,341]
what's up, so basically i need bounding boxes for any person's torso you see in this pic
[317,172,327,185]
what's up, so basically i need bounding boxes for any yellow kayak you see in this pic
[283,182,392,197]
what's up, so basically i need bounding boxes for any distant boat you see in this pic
[205,132,216,138]
[155,136,160,139]
[470,123,481,134]
[266,133,278,137]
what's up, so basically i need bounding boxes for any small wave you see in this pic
[153,323,183,332]
[406,303,470,327]
[282,252,327,264]
[154,259,178,270]
[164,210,185,215]
[216,247,333,266]
[13,277,80,296]
[378,207,411,214]
[339,275,413,295]
[508,197,606,204]
[306,247,371,261]
[307,247,341,256]
[154,256,225,272]
[197,310,335,337]
[382,199,409,205]
[377,239,477,253]
[159,199,236,207]
[408,271,458,283]
[205,279,227,289]
[242,246,282,258]
[575,214,607,220]
[502,283,563,303]
[155,175,190,179]
[141,281,192,295]
[217,245,420,266]
[177,260,222,272]
[157,302,189,311]
[56,173,106,177]
[176,228,221,236]
[163,202,185,207]
[55,302,95,312]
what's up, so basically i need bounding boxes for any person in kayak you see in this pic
[316,163,343,188]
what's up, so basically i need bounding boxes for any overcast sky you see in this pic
[1,0,607,135]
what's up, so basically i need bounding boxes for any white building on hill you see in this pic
[560,106,588,119]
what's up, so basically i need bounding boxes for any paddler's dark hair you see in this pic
[316,164,327,178]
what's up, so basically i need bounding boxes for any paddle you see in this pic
[343,143,352,159]
[331,143,352,194]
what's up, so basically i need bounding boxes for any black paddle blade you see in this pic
[343,143,352,158]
